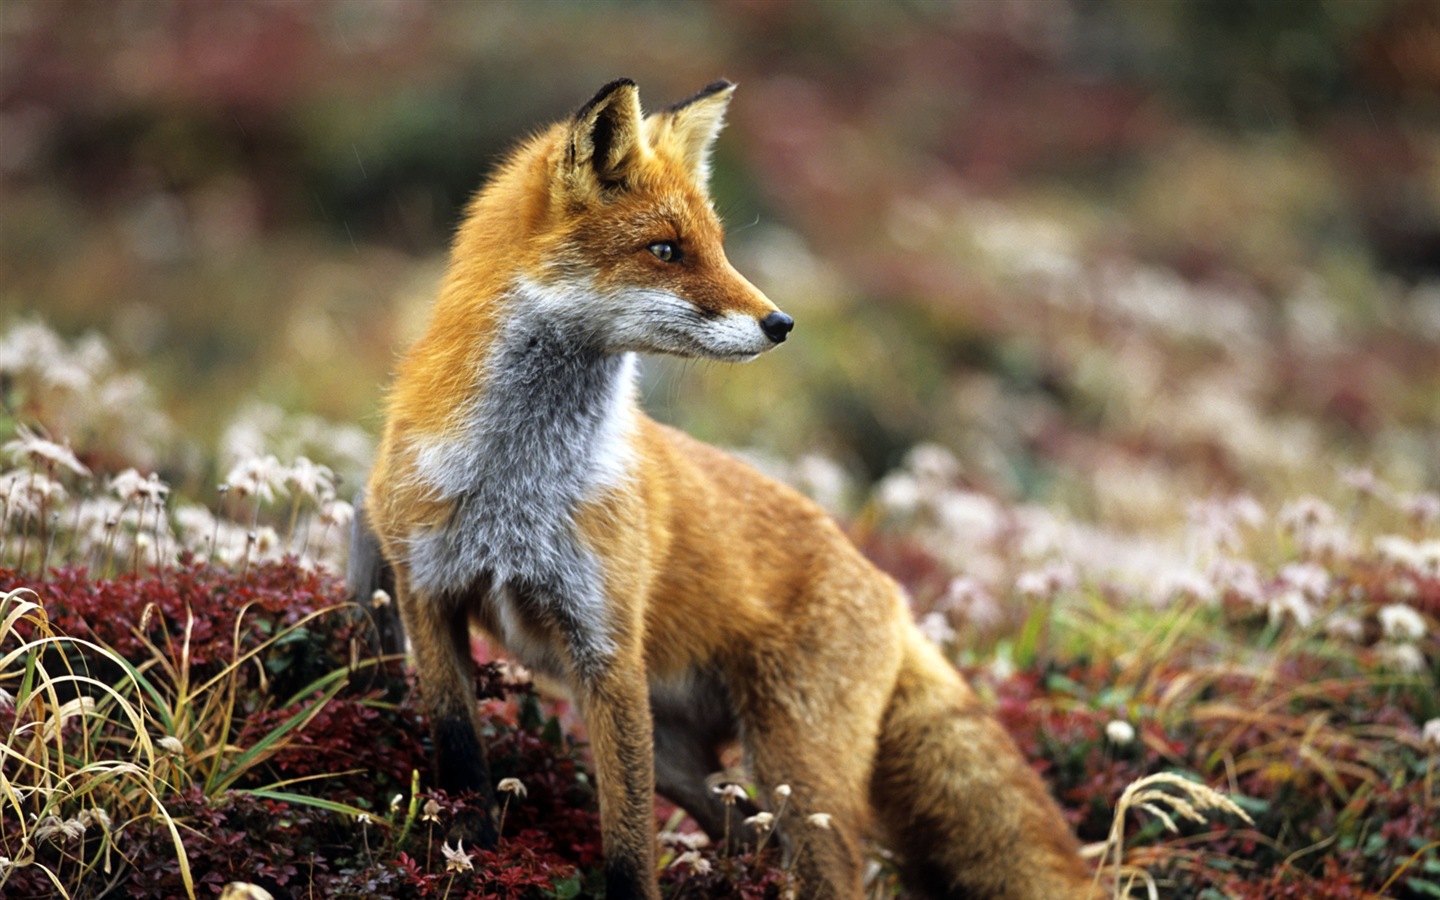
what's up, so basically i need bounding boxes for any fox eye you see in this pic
[647,241,683,263]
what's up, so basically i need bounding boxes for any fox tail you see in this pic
[346,490,406,657]
[871,630,1095,899]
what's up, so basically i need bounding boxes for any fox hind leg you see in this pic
[738,684,878,897]
[651,686,758,850]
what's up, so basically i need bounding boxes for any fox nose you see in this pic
[760,311,794,344]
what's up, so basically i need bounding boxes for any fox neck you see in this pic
[407,289,638,608]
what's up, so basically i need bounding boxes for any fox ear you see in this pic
[652,80,735,184]
[569,79,644,191]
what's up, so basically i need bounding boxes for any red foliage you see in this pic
[0,562,795,898]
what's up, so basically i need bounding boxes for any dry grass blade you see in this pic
[1,587,195,898]
[1095,772,1255,899]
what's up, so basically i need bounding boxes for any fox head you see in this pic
[478,79,792,362]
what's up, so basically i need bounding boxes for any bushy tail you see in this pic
[871,631,1094,899]
[346,489,406,657]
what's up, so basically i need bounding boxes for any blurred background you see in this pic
[3,0,1438,525]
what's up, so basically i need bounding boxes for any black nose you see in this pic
[760,311,794,343]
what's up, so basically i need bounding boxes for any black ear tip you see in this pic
[576,78,639,120]
[664,80,736,114]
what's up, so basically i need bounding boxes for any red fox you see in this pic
[356,79,1093,899]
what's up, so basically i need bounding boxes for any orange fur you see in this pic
[362,80,1093,899]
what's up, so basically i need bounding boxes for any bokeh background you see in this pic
[4,0,1439,520]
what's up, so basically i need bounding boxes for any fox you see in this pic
[354,78,1094,899]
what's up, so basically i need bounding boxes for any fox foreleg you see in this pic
[394,568,499,846]
[559,615,660,900]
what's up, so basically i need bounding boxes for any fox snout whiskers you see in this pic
[759,311,794,344]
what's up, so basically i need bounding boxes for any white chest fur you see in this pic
[404,310,637,663]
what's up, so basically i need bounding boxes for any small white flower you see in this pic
[904,443,960,486]
[1324,614,1364,642]
[157,735,185,758]
[1377,642,1426,674]
[370,589,392,608]
[77,807,111,830]
[2,425,90,476]
[1422,718,1440,749]
[1105,720,1136,745]
[875,472,922,516]
[1267,589,1315,629]
[773,783,791,800]
[33,814,84,844]
[286,456,335,502]
[1209,557,1264,606]
[1278,496,1336,535]
[743,811,774,832]
[806,812,833,829]
[1015,563,1076,601]
[357,813,373,826]
[390,793,404,812]
[496,660,532,685]
[1150,568,1217,607]
[791,454,850,513]
[224,454,289,504]
[5,469,67,507]
[1299,524,1356,561]
[250,526,278,555]
[941,576,1001,628]
[713,783,747,806]
[669,849,712,874]
[1279,562,1332,602]
[422,798,441,823]
[1399,492,1440,527]
[1341,468,1384,499]
[1187,495,1265,553]
[917,611,957,646]
[497,777,527,798]
[321,498,355,528]
[659,830,710,850]
[109,468,169,504]
[934,491,1004,543]
[1378,603,1426,643]
[442,839,473,872]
